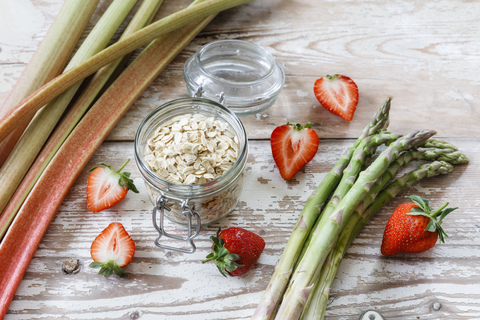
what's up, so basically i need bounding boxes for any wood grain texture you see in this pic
[1,0,480,319]
[2,0,479,141]
[108,0,480,141]
[4,139,479,320]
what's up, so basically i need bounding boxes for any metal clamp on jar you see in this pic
[134,40,284,253]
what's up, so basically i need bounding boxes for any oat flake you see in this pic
[145,114,239,185]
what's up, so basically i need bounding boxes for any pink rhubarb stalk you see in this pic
[0,6,215,318]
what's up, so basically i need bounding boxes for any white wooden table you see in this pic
[1,0,480,319]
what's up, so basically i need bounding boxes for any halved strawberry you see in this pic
[86,159,138,213]
[89,222,135,278]
[314,74,359,121]
[270,122,319,181]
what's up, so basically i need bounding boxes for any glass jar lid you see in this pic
[184,40,285,115]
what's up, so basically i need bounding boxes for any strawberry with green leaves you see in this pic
[270,122,319,181]
[314,74,359,121]
[381,195,457,256]
[204,227,265,277]
[86,159,138,213]
[89,222,135,278]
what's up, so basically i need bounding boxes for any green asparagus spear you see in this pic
[422,138,459,150]
[415,148,469,164]
[295,138,467,281]
[294,132,401,269]
[302,160,455,320]
[276,129,436,319]
[252,98,392,320]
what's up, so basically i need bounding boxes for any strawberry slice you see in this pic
[89,222,135,278]
[313,74,359,121]
[270,122,319,181]
[86,159,138,213]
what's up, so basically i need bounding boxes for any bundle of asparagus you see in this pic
[252,98,468,320]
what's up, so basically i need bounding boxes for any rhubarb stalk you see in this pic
[0,0,99,167]
[0,0,138,215]
[0,0,218,316]
[0,0,164,237]
[0,0,253,142]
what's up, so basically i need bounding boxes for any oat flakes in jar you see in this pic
[134,98,248,253]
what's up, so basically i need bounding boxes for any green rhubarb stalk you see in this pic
[275,129,436,320]
[252,98,392,320]
[302,160,456,320]
[0,0,164,237]
[0,0,138,216]
[0,0,253,142]
[0,0,99,167]
[0,2,216,316]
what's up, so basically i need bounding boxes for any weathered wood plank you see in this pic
[2,0,480,319]
[109,0,480,140]
[1,0,479,140]
[6,138,479,320]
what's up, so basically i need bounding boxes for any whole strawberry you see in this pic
[203,227,265,277]
[381,195,457,256]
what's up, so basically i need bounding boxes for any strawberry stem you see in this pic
[406,195,457,243]
[116,158,131,173]
[431,202,449,217]
[203,228,243,277]
[89,260,126,278]
[325,74,338,80]
[287,122,312,131]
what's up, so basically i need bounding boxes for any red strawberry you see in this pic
[381,195,457,256]
[270,122,319,181]
[203,227,265,277]
[89,222,135,277]
[86,159,138,213]
[313,74,359,121]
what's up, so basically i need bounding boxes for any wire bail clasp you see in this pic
[152,192,201,253]
[193,85,225,105]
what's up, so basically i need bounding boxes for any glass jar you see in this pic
[184,39,285,115]
[135,40,284,253]
[134,98,248,252]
